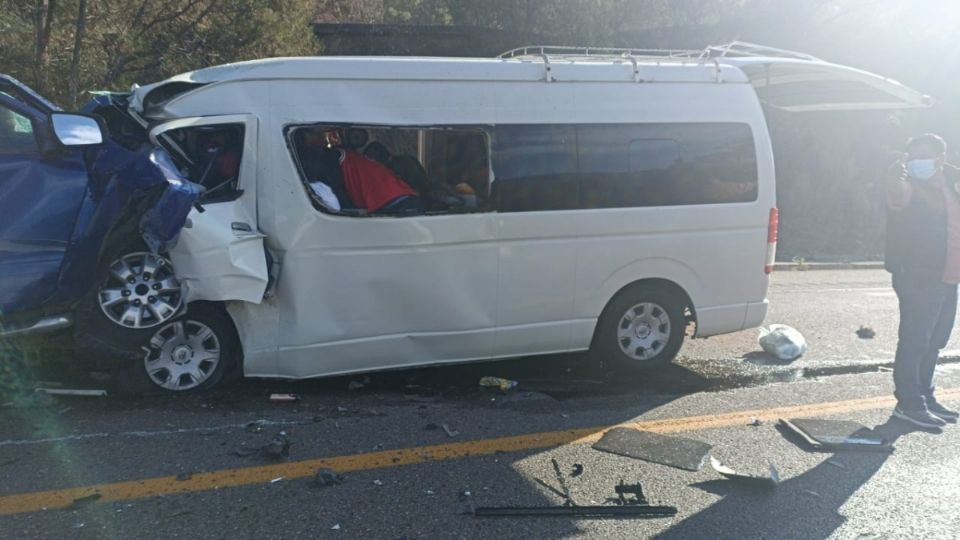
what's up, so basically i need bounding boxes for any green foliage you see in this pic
[0,0,320,106]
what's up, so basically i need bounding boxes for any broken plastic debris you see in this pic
[312,468,345,488]
[262,431,291,459]
[710,456,780,490]
[592,427,713,471]
[479,376,519,393]
[270,476,284,483]
[758,324,807,361]
[570,464,584,478]
[372,479,384,486]
[269,393,300,403]
[330,524,341,530]
[441,423,460,438]
[856,326,876,339]
[779,418,893,452]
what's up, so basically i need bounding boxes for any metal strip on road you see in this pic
[2,389,959,517]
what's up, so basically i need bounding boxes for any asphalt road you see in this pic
[3,269,960,539]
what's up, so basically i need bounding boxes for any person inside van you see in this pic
[297,127,349,211]
[338,145,423,214]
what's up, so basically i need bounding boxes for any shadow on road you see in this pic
[651,418,936,540]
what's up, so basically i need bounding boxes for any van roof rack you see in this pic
[498,41,820,62]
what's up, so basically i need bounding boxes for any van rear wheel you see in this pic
[592,284,686,372]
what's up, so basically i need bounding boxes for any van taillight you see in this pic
[766,207,778,274]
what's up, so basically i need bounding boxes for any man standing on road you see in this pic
[885,133,960,428]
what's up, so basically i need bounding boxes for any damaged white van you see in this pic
[71,43,929,391]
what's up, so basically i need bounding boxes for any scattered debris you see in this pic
[856,326,876,339]
[570,464,584,478]
[233,446,259,458]
[802,489,821,498]
[269,393,300,403]
[592,427,713,471]
[424,489,436,496]
[36,388,107,397]
[167,510,193,518]
[710,456,780,490]
[779,418,893,452]
[478,376,519,393]
[175,472,192,481]
[441,423,460,438]
[330,524,341,530]
[474,479,677,518]
[372,479,384,486]
[270,477,284,483]
[245,420,266,433]
[458,490,472,502]
[262,431,291,459]
[758,324,807,361]
[748,418,763,427]
[69,493,102,509]
[312,468,345,488]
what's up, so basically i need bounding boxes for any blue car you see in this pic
[0,75,202,369]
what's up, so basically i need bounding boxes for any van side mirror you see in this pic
[50,113,104,146]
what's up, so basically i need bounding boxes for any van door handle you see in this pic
[231,222,253,233]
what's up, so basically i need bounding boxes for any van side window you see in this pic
[160,124,245,203]
[0,102,38,154]
[286,124,492,217]
[579,123,758,208]
[491,125,578,212]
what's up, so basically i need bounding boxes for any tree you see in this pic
[0,0,321,106]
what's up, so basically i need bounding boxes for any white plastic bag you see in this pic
[758,324,807,361]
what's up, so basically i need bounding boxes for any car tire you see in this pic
[112,302,241,394]
[74,244,184,366]
[591,283,686,373]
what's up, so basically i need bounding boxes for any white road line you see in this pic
[772,287,892,294]
[0,418,309,447]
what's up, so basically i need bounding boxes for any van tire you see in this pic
[74,243,184,367]
[592,284,686,373]
[111,302,240,394]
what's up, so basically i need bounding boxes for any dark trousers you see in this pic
[892,273,958,409]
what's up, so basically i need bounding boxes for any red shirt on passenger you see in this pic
[338,149,417,212]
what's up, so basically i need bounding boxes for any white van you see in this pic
[97,43,926,391]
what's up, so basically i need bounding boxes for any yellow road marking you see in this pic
[2,388,958,516]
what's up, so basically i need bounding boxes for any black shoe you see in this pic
[926,399,959,423]
[893,405,947,429]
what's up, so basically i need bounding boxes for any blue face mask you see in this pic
[907,159,938,180]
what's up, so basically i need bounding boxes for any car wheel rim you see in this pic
[616,302,671,361]
[98,252,182,329]
[144,319,221,391]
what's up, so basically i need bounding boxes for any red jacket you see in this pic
[339,150,417,211]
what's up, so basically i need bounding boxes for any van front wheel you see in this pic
[592,284,686,372]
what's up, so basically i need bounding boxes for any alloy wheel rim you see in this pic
[98,252,182,329]
[616,302,671,361]
[143,319,221,391]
